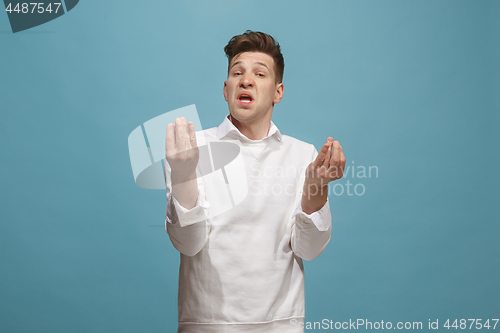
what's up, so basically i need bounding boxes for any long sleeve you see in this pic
[164,162,211,257]
[290,144,332,260]
[290,198,332,260]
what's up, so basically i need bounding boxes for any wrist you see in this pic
[301,193,327,215]
[303,178,329,191]
[171,170,197,185]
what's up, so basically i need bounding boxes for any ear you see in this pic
[223,81,228,102]
[273,83,284,104]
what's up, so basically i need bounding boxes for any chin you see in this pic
[230,107,254,119]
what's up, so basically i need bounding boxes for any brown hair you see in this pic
[224,30,284,84]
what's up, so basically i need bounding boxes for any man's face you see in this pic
[223,51,284,126]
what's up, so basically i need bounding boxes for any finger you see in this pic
[187,121,197,148]
[321,141,332,169]
[312,137,334,168]
[339,144,346,176]
[331,141,341,165]
[312,142,330,168]
[321,137,334,168]
[165,123,176,155]
[175,117,189,150]
[330,140,341,178]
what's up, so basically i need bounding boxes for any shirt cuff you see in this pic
[166,192,210,227]
[293,198,331,232]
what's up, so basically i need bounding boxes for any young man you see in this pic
[165,31,345,333]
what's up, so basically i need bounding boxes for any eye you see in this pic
[233,72,242,76]
[257,73,265,77]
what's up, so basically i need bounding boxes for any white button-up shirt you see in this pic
[165,115,332,332]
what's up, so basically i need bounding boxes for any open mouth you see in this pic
[238,93,253,105]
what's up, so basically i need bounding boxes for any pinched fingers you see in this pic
[165,117,197,157]
[313,137,334,169]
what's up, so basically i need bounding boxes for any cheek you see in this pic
[226,83,236,95]
[265,85,276,99]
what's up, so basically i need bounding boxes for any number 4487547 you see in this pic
[5,3,62,14]
[444,319,499,330]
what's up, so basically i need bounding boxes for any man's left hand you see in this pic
[306,137,346,188]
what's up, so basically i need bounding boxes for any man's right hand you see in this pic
[165,117,199,210]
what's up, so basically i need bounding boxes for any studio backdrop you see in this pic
[1,0,498,332]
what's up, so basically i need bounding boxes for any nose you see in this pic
[239,72,254,88]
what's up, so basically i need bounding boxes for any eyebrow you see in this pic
[230,60,270,71]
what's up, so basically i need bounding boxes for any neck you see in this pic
[229,114,271,140]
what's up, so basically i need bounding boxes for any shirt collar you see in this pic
[216,114,282,142]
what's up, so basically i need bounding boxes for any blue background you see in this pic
[1,0,498,332]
